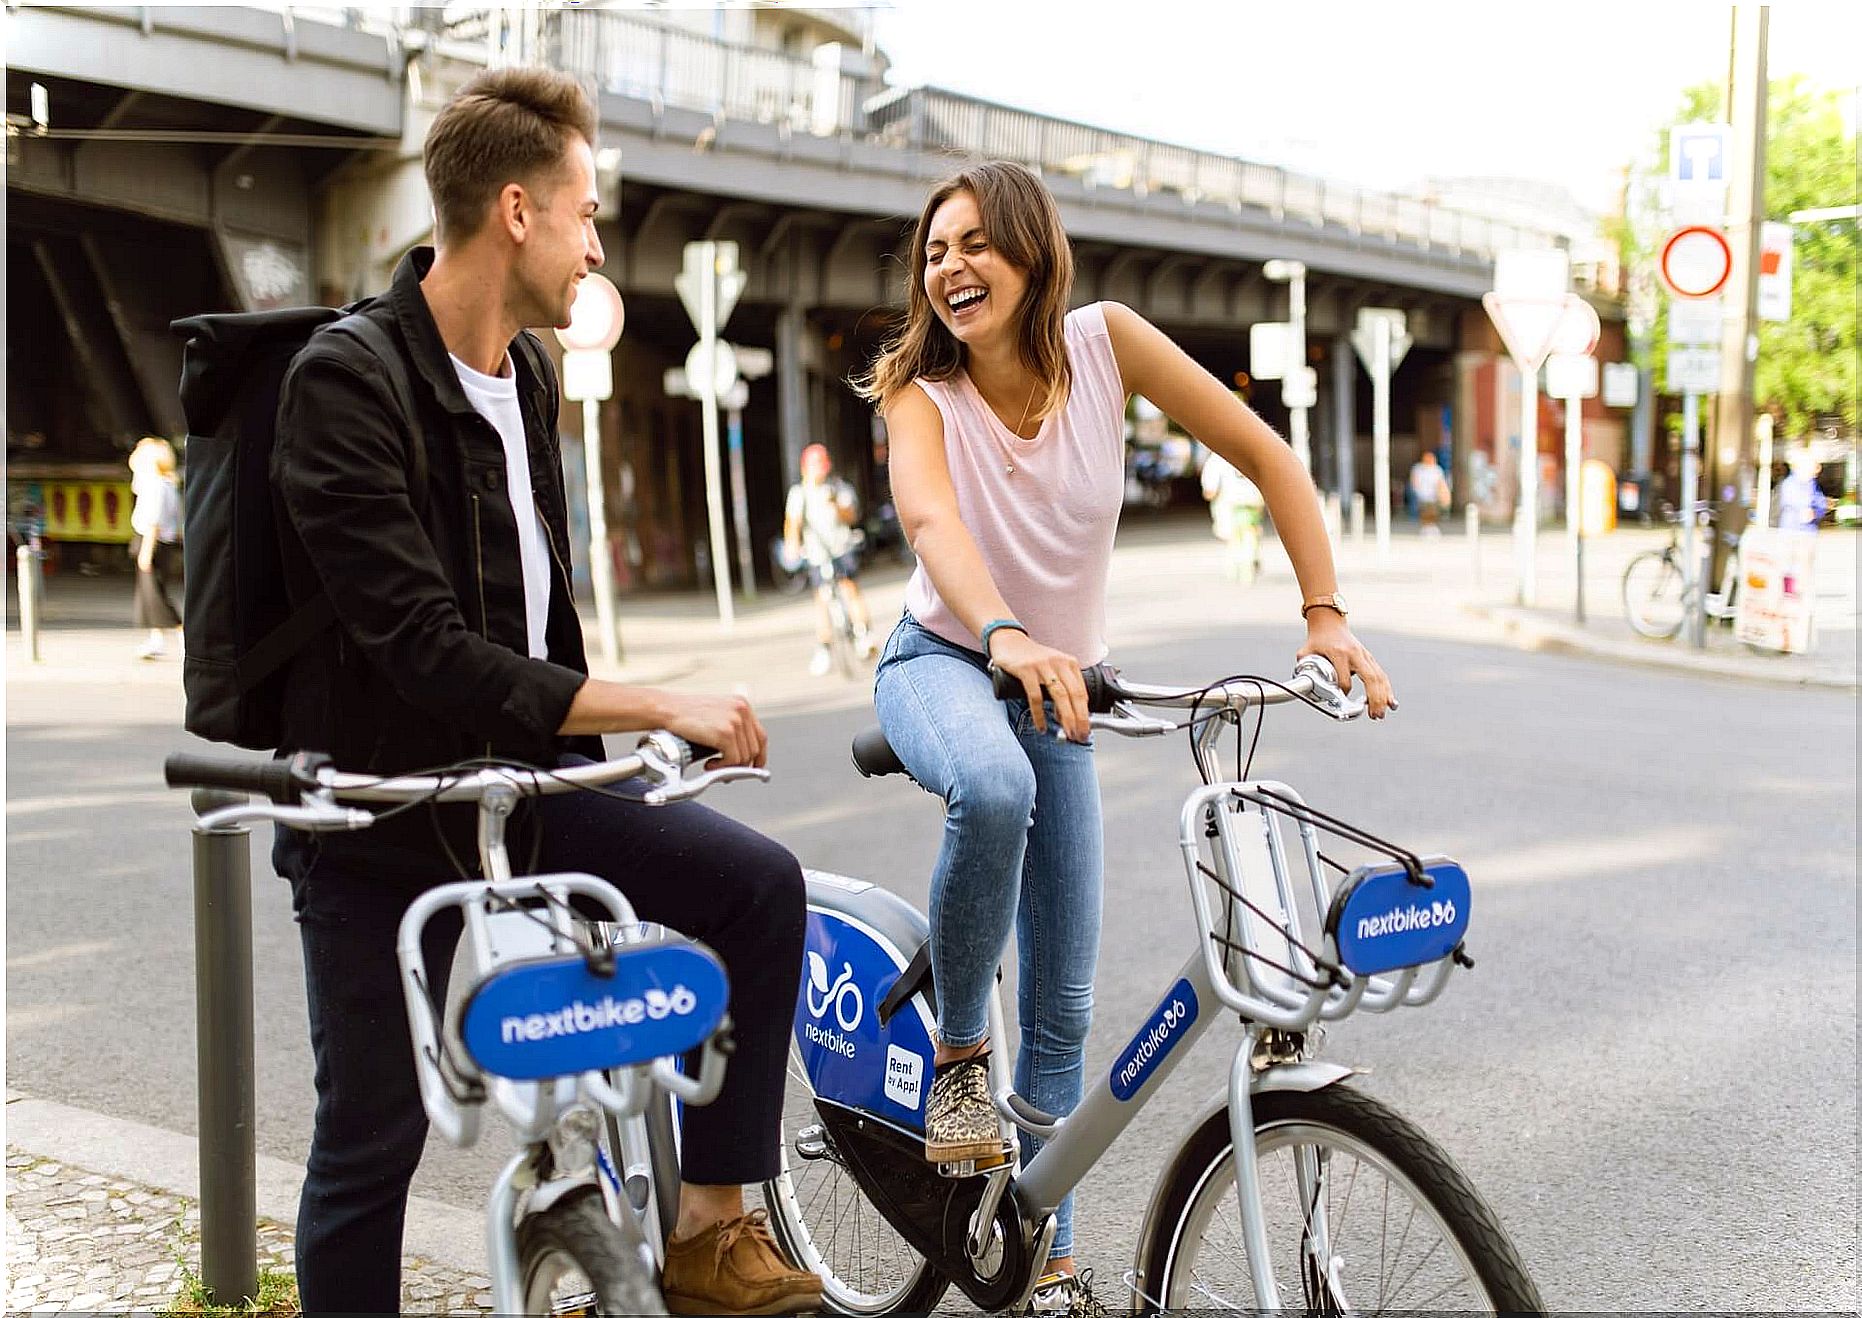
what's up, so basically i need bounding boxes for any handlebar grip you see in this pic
[163,751,329,804]
[988,662,1120,713]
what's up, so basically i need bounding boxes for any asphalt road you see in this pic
[6,619,1857,1309]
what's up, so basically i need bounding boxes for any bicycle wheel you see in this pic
[826,589,858,680]
[1139,1084,1543,1314]
[1622,551,1688,639]
[518,1185,666,1316]
[759,1042,948,1315]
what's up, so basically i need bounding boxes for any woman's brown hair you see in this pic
[856,160,1074,420]
[423,66,599,244]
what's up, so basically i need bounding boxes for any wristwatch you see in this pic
[1300,592,1349,619]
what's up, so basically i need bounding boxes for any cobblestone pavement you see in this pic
[4,1149,495,1314]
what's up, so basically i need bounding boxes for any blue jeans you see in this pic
[874,616,1103,1259]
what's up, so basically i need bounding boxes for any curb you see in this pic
[3,1091,489,1281]
[1464,602,1860,691]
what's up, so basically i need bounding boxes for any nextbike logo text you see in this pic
[1111,980,1199,1102]
[1356,899,1457,942]
[500,985,698,1045]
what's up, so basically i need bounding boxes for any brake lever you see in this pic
[1292,655,1379,721]
[642,765,771,806]
[196,798,374,833]
[1087,701,1179,737]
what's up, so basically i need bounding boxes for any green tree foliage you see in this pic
[1617,75,1858,440]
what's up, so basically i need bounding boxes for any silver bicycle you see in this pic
[165,735,762,1315]
[759,657,1543,1314]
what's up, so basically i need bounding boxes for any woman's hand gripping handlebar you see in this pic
[988,654,1388,736]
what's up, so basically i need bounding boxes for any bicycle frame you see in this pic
[810,701,1464,1311]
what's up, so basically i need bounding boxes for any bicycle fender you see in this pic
[1129,1064,1356,1303]
[526,1168,601,1218]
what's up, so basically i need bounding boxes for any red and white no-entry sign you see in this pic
[1658,226,1733,300]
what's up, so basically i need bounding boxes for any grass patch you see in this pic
[165,1265,299,1317]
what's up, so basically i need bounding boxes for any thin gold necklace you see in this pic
[989,379,1039,476]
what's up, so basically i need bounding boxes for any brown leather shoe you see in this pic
[661,1208,823,1315]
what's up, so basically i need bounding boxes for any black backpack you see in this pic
[171,305,423,751]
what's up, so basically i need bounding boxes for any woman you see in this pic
[857,161,1393,1307]
[128,436,182,659]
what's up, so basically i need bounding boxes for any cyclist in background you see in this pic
[269,67,818,1317]
[783,442,876,674]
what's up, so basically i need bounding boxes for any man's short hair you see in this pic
[424,66,599,245]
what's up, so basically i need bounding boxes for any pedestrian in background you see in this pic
[127,436,182,659]
[1775,457,1830,533]
[1200,449,1265,582]
[1408,450,1450,538]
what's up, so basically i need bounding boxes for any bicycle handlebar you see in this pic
[164,733,766,833]
[988,655,1373,723]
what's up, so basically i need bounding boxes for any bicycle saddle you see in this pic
[850,725,907,778]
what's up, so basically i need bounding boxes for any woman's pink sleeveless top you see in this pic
[904,302,1126,664]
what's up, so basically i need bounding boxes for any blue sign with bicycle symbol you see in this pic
[459,941,729,1081]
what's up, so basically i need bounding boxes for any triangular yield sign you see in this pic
[1482,292,1568,374]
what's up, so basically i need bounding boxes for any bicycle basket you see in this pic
[1179,779,1471,1030]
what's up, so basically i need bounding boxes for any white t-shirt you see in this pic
[451,352,551,660]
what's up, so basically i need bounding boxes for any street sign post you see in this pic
[1350,307,1410,560]
[554,272,626,664]
[1543,296,1600,624]
[1655,225,1734,650]
[1483,248,1572,606]
[1262,260,1313,473]
[674,241,748,628]
[663,340,771,602]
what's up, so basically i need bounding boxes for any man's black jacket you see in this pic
[272,247,600,869]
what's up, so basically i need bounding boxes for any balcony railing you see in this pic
[546,8,1563,261]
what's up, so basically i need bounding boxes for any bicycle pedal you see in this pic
[934,1141,1015,1179]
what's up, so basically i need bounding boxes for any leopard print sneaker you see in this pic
[924,1052,1002,1162]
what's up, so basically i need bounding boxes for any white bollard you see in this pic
[1350,493,1366,544]
[1466,505,1481,587]
[1323,492,1342,547]
[16,544,42,663]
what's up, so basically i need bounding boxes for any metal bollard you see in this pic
[1466,505,1481,586]
[1350,493,1366,544]
[16,544,43,663]
[191,789,259,1309]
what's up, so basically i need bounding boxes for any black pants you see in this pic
[278,773,806,1315]
[130,537,181,629]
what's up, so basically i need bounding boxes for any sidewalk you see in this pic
[7,516,1858,700]
[4,1091,493,1313]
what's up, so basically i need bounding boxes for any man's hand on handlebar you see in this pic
[660,692,768,769]
[1297,612,1395,719]
[987,629,1092,742]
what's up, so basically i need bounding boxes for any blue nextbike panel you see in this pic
[1111,979,1199,1101]
[1330,859,1471,977]
[793,910,937,1132]
[459,942,728,1081]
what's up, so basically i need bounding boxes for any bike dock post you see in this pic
[191,788,259,1308]
[16,543,44,663]
[1465,505,1481,586]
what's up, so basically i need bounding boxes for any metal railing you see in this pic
[536,8,1564,261]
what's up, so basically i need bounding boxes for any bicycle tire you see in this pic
[826,589,858,680]
[1622,551,1688,639]
[1138,1083,1543,1314]
[518,1185,666,1316]
[759,1043,949,1315]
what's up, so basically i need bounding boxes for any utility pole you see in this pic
[1709,3,1769,589]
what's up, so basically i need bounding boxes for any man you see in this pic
[782,443,874,674]
[271,67,820,1316]
[1408,450,1450,538]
